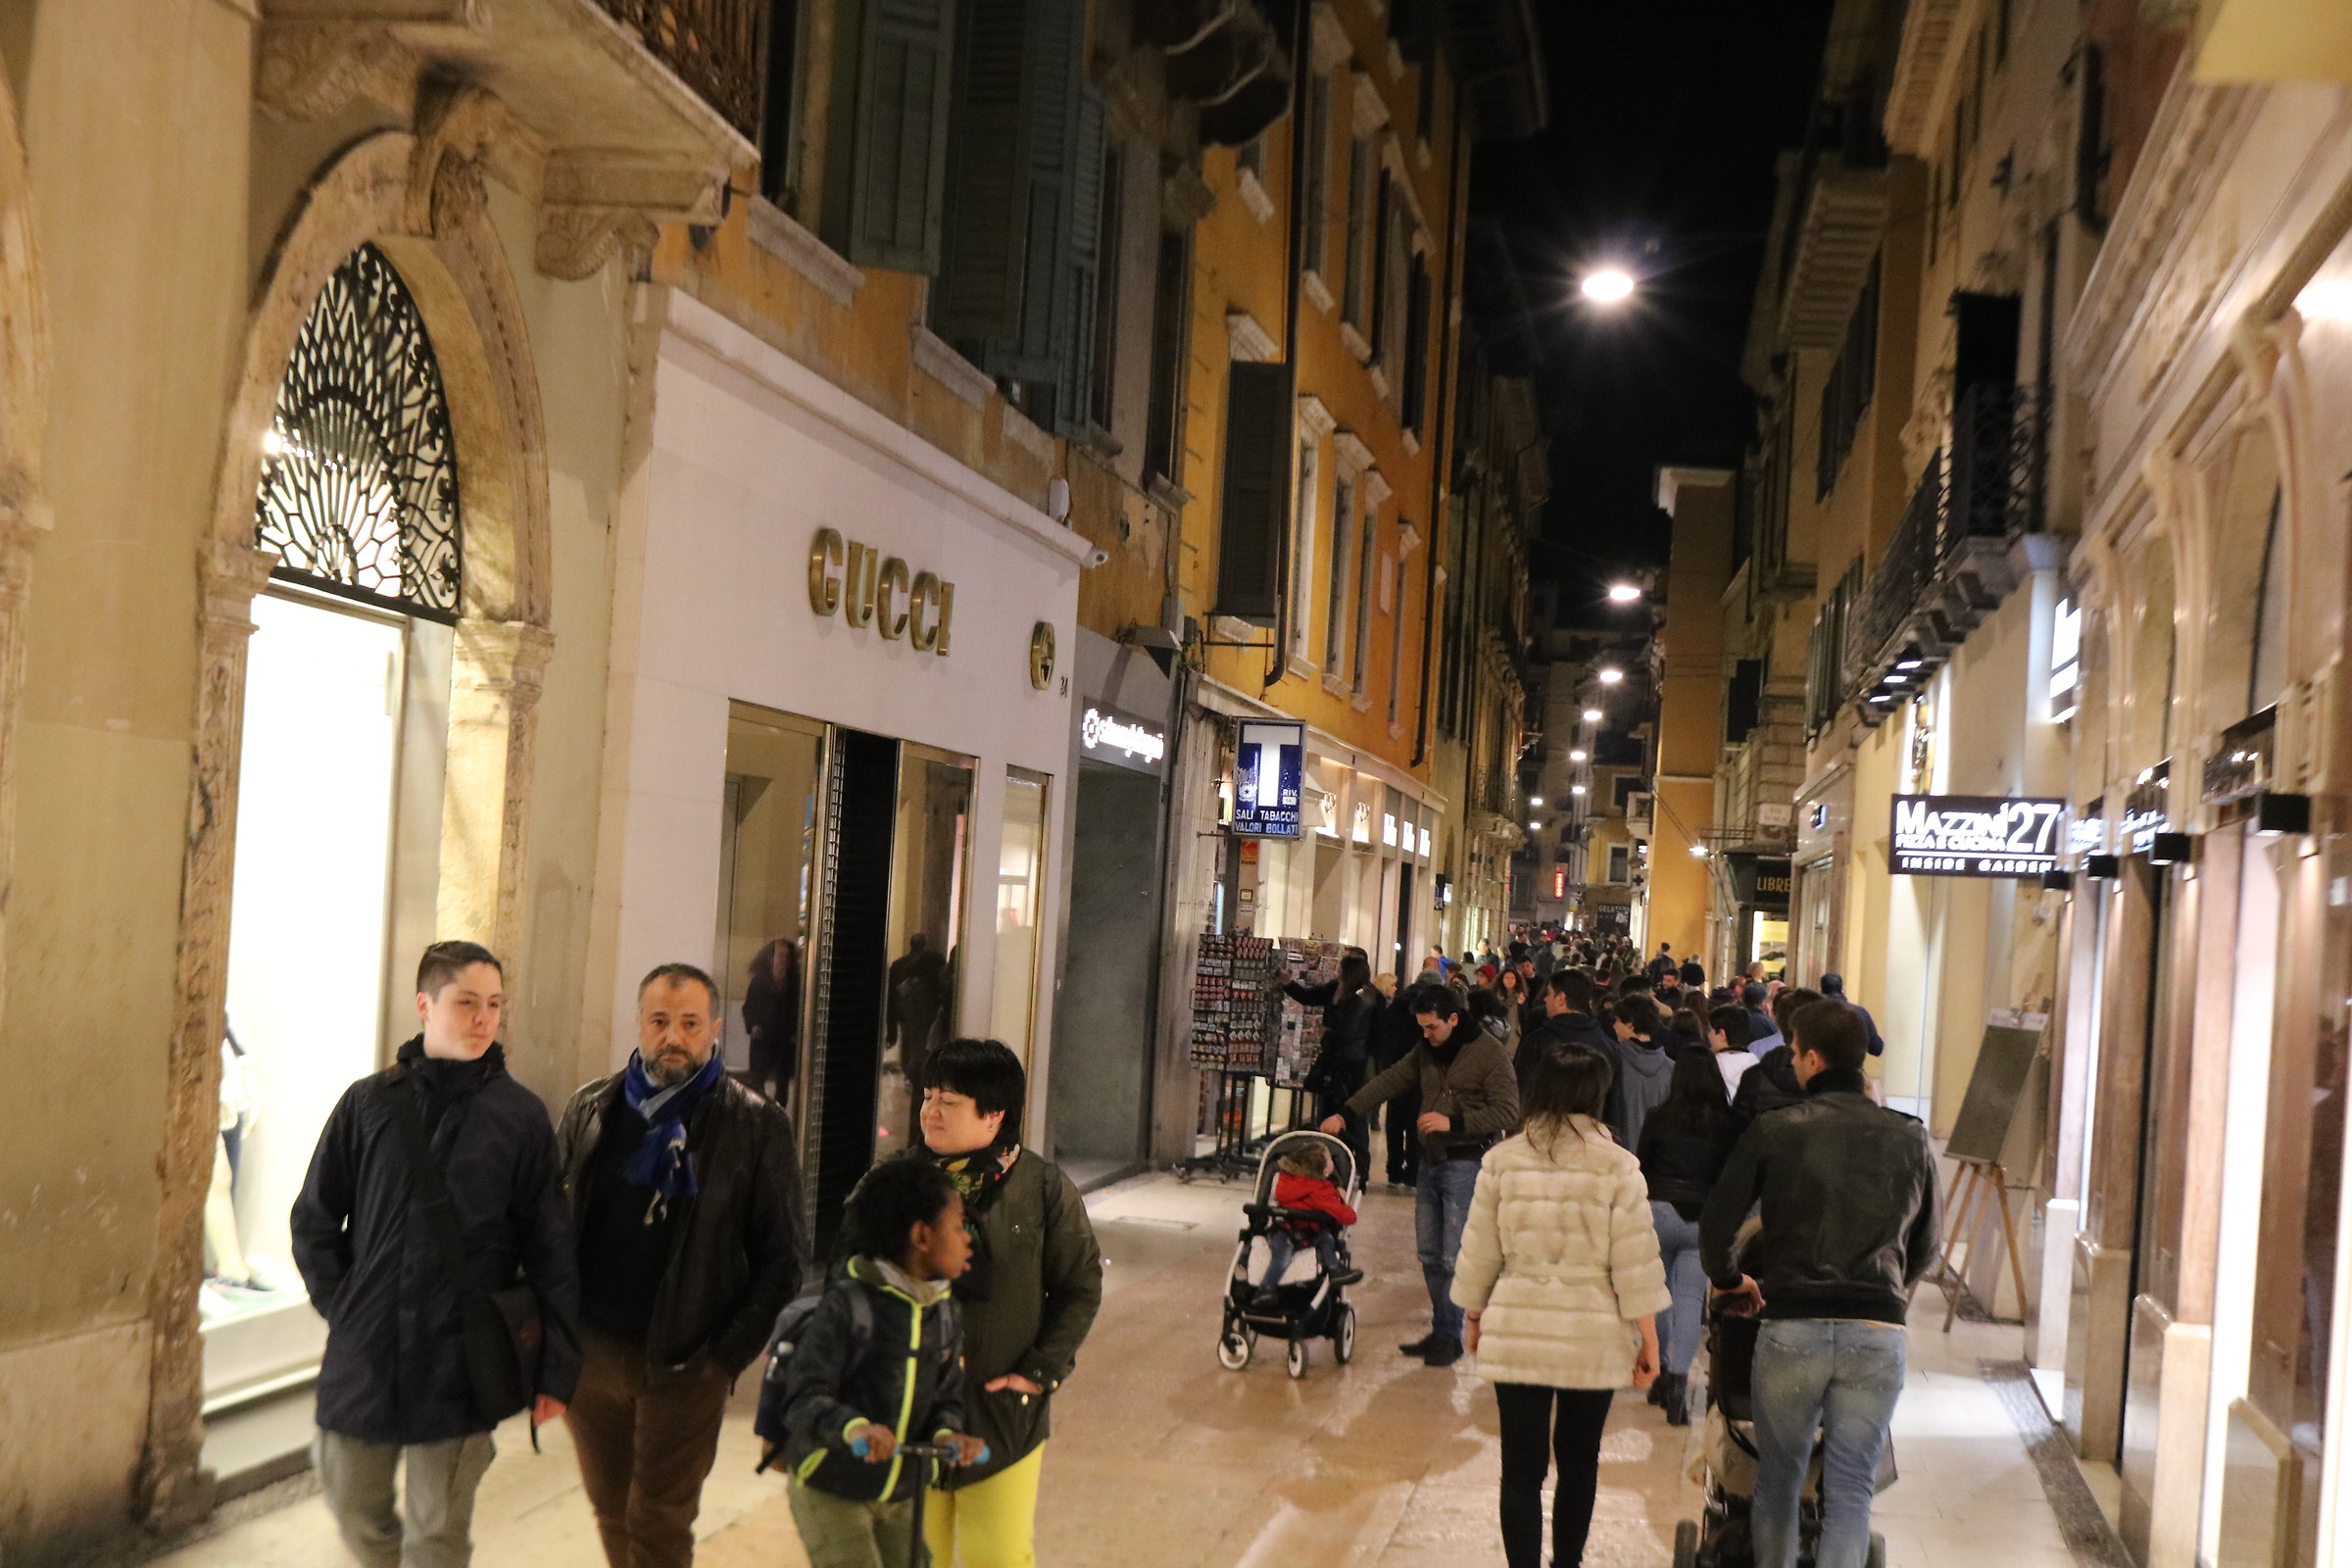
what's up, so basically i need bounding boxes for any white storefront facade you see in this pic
[603,293,1086,1246]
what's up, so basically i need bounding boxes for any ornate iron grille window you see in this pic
[255,243,462,622]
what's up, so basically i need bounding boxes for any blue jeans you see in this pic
[1750,1318,1906,1568]
[1416,1155,1481,1342]
[1649,1201,1705,1376]
[1261,1230,1338,1290]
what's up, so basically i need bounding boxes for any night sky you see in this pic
[1474,0,1838,612]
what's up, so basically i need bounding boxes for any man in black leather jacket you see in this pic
[1698,1002,1937,1568]
[558,963,804,1568]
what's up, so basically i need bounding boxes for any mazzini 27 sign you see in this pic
[1889,795,2068,878]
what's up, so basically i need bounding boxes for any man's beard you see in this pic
[646,1051,704,1088]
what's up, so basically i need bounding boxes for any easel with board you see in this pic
[1915,1018,2044,1330]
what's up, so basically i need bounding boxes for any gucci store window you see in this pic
[714,707,983,1247]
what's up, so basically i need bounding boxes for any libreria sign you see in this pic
[1889,795,2068,878]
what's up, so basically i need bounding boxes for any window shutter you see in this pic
[1054,88,1108,432]
[839,0,956,271]
[1402,255,1430,432]
[1369,172,1395,360]
[1301,74,1331,277]
[1215,360,1294,624]
[934,0,1085,398]
[1342,138,1372,328]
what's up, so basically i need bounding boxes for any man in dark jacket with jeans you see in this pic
[557,962,804,1568]
[1699,1002,1939,1568]
[1326,985,1521,1367]
[292,942,581,1568]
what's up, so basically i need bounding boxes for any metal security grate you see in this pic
[255,244,462,621]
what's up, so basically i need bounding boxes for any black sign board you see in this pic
[1727,853,1793,910]
[1889,794,2068,878]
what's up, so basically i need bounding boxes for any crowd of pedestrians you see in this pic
[292,940,1102,1568]
[1319,925,1939,1568]
[285,926,1931,1568]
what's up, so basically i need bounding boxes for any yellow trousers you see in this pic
[922,1444,1045,1568]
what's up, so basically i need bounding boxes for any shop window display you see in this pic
[991,770,1051,1065]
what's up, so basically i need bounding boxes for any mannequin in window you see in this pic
[204,1029,257,1288]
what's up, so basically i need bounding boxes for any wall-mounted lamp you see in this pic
[2082,854,2122,879]
[2040,869,2076,893]
[2147,833,2194,866]
[2253,792,2313,837]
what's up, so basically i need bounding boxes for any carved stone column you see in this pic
[439,616,555,964]
[140,538,272,1528]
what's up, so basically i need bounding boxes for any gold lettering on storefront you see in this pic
[808,529,954,656]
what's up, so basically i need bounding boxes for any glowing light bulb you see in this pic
[1582,269,1635,304]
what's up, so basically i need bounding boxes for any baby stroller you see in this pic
[1214,1129,1360,1380]
[1673,1299,1892,1568]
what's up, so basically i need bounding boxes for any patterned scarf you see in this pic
[618,1048,725,1223]
[928,1140,1021,1300]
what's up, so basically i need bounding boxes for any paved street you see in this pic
[154,1173,2116,1568]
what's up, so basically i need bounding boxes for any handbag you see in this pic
[375,1069,544,1424]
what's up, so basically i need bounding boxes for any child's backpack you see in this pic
[752,1287,874,1471]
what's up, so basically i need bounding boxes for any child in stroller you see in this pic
[1216,1131,1365,1380]
[1672,1295,1893,1568]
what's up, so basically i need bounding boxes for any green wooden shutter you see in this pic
[1055,88,1108,431]
[1368,172,1394,357]
[838,0,956,272]
[1402,255,1430,433]
[1301,73,1330,277]
[934,0,1085,397]
[1215,360,1294,625]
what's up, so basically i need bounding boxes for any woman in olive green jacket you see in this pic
[918,1039,1102,1568]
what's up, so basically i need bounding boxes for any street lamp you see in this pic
[1583,707,1602,723]
[1568,749,1588,762]
[1530,796,1544,807]
[1596,667,1624,685]
[1571,784,1588,796]
[1582,268,1636,304]
[1606,583,1642,604]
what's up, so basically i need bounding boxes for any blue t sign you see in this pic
[1233,720,1304,838]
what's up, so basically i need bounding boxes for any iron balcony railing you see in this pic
[1840,383,2045,713]
[595,0,765,141]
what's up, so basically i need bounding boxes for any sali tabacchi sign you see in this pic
[1889,795,2067,878]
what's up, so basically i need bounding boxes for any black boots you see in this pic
[1649,1372,1690,1426]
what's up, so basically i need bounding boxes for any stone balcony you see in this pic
[259,0,760,275]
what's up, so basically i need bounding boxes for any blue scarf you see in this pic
[618,1048,725,1222]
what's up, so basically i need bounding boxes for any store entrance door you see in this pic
[1048,766,1161,1179]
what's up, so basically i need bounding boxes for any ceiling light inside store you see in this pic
[1894,657,1924,672]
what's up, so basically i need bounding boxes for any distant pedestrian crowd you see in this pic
[1310,924,1936,1568]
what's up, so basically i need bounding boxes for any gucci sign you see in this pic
[808,528,955,655]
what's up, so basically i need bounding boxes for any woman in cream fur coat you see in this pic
[1453,1045,1671,1568]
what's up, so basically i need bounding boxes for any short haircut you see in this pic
[638,961,718,1011]
[839,1156,960,1261]
[1709,1005,1752,1049]
[1773,986,1823,1036]
[927,1038,1027,1128]
[1615,995,1661,1037]
[1791,1000,1867,1072]
[1617,972,1653,998]
[417,940,502,999]
[1548,968,1593,1010]
[1741,982,1769,1007]
[1410,983,1466,1025]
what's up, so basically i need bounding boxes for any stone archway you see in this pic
[141,117,557,1521]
